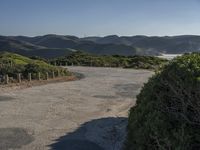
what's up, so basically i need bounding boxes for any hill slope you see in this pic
[83,35,200,54]
[0,36,74,58]
[0,52,70,80]
[1,34,200,58]
[1,35,137,57]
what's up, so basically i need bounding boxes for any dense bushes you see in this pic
[50,51,167,70]
[125,53,200,150]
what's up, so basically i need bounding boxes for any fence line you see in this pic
[0,71,65,85]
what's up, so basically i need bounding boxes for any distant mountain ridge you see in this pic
[1,34,200,58]
[82,35,200,53]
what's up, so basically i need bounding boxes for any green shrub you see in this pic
[50,51,167,69]
[125,53,200,150]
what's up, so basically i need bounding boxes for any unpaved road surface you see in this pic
[0,67,152,150]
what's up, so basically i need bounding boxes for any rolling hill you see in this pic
[0,36,74,58]
[1,34,200,58]
[0,35,137,58]
[82,35,200,54]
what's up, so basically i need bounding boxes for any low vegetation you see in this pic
[0,52,70,81]
[50,51,168,70]
[125,53,200,150]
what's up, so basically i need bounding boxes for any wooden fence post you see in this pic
[52,71,55,79]
[38,72,41,81]
[17,73,21,83]
[46,72,49,80]
[5,74,9,84]
[28,73,32,82]
[57,70,60,77]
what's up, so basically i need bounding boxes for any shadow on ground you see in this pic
[50,117,127,150]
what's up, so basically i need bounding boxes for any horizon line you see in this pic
[1,34,200,38]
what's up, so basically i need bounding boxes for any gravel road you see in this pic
[0,67,153,150]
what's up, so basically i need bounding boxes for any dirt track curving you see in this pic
[0,67,153,150]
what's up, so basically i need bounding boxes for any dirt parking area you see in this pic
[0,67,153,150]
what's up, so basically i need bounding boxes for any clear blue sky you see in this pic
[0,0,200,37]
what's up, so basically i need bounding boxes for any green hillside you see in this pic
[0,52,70,80]
[0,52,32,65]
[0,36,74,58]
